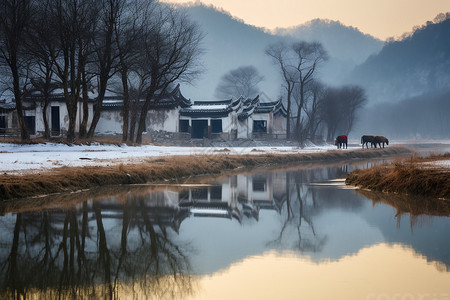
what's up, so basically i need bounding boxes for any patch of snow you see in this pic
[0,142,339,175]
[421,160,450,169]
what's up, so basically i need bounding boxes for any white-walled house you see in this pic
[97,84,286,140]
[178,92,287,140]
[1,85,287,140]
[96,84,191,136]
[1,93,95,137]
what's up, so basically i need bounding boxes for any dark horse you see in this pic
[335,135,348,149]
[374,136,389,148]
[361,135,375,149]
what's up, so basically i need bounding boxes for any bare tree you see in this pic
[319,85,367,141]
[25,0,60,139]
[0,0,36,141]
[319,87,341,141]
[291,41,328,144]
[303,80,326,141]
[265,42,296,140]
[113,0,153,143]
[266,41,328,142]
[340,85,367,136]
[86,0,125,139]
[48,0,100,142]
[214,65,263,99]
[131,4,204,144]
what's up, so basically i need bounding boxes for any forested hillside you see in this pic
[349,13,450,103]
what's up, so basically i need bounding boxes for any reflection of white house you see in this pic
[172,172,287,223]
[1,85,287,140]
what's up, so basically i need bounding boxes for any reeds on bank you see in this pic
[346,153,450,199]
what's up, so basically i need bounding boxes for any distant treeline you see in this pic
[356,90,450,139]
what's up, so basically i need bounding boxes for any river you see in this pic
[0,157,449,299]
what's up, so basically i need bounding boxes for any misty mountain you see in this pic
[179,3,383,100]
[348,14,450,104]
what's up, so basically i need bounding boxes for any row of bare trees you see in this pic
[216,41,366,145]
[0,0,203,143]
[266,40,366,144]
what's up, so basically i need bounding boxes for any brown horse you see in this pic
[361,135,375,149]
[374,136,389,148]
[335,135,348,149]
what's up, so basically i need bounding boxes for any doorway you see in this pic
[191,120,208,139]
[51,106,60,136]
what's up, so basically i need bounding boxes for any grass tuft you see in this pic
[346,153,450,199]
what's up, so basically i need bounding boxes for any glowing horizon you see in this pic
[161,0,450,40]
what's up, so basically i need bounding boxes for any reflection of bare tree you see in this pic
[138,197,194,299]
[2,214,23,298]
[0,198,195,299]
[267,170,326,253]
[93,202,113,298]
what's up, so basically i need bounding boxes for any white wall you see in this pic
[147,109,179,132]
[96,110,123,135]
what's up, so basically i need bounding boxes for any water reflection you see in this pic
[0,161,449,299]
[0,200,195,299]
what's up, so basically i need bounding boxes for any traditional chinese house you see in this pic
[2,85,287,140]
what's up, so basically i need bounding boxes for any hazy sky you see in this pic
[161,0,450,40]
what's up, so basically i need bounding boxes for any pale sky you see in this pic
[161,0,450,40]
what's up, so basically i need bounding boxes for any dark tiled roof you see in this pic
[0,101,16,111]
[102,84,191,110]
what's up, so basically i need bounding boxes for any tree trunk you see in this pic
[120,67,129,143]
[135,84,157,144]
[42,98,50,139]
[12,64,30,141]
[78,68,89,139]
[87,76,108,139]
[286,89,292,140]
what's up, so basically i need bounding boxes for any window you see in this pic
[253,120,267,133]
[210,186,222,201]
[191,187,208,200]
[25,116,35,135]
[179,120,189,133]
[0,116,6,133]
[253,176,267,192]
[211,119,222,133]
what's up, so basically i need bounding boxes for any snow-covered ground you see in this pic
[2,140,449,175]
[0,142,338,175]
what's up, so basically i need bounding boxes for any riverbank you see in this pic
[0,144,410,200]
[345,153,450,200]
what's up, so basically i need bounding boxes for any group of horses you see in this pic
[361,135,389,149]
[334,135,389,149]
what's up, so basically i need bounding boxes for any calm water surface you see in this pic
[0,158,449,299]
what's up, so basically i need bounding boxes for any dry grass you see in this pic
[0,146,411,201]
[346,153,450,199]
